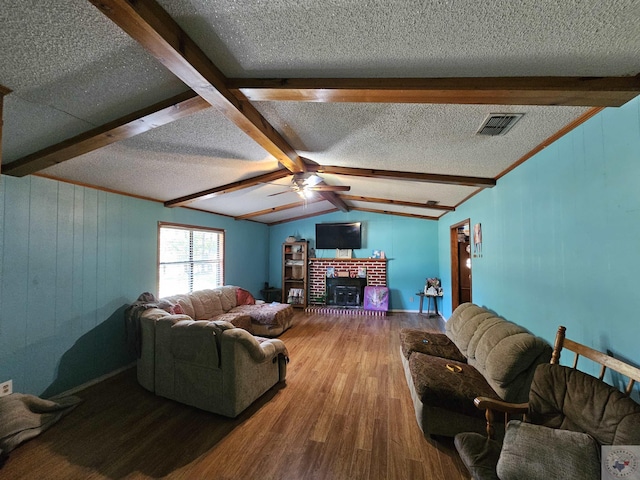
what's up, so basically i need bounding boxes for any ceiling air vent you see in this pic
[476,113,524,136]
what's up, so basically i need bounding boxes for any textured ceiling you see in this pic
[252,102,588,177]
[160,0,640,77]
[1,0,639,224]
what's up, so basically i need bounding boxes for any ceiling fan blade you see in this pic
[268,189,293,197]
[308,185,351,192]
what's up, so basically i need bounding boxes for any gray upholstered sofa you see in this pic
[137,313,288,418]
[399,303,552,438]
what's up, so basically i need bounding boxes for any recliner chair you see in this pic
[454,326,640,480]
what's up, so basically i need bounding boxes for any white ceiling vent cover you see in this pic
[477,113,524,136]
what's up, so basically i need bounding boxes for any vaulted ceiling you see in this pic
[1,0,639,224]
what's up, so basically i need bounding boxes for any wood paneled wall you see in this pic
[0,84,11,170]
[0,176,158,396]
[0,174,270,397]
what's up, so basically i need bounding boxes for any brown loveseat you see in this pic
[399,303,552,438]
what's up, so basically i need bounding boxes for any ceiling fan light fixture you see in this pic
[304,174,323,187]
[295,187,314,199]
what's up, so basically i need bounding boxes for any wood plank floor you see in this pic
[1,312,469,479]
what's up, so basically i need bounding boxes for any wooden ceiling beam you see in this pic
[0,84,10,174]
[351,207,439,221]
[305,164,496,188]
[2,91,209,177]
[307,185,351,192]
[165,169,291,207]
[339,194,455,211]
[318,191,350,212]
[228,76,640,107]
[165,169,350,212]
[268,208,339,226]
[234,198,324,220]
[89,0,306,174]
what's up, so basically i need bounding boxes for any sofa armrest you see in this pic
[221,328,288,363]
[474,397,529,413]
[474,396,530,439]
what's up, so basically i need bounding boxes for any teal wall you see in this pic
[268,210,440,310]
[0,175,269,397]
[438,97,640,381]
[3,96,639,398]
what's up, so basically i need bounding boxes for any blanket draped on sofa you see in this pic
[124,292,161,357]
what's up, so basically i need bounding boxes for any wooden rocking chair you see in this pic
[454,326,640,480]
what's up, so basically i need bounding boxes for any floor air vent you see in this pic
[476,113,523,136]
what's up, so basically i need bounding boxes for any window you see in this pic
[158,223,224,297]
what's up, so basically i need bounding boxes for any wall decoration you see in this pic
[473,223,483,257]
[425,277,443,295]
[364,286,389,311]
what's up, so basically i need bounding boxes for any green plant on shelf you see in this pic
[312,293,327,305]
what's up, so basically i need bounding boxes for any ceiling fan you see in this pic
[269,173,351,198]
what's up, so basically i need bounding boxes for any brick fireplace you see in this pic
[326,277,367,306]
[308,258,387,305]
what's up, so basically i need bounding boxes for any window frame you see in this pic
[157,222,225,297]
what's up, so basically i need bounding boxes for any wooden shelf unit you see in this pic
[282,241,308,308]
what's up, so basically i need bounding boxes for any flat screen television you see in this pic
[315,222,362,249]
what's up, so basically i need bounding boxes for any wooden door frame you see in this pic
[450,218,471,311]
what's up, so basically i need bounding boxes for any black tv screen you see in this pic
[315,222,362,249]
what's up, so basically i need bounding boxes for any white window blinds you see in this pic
[158,224,224,297]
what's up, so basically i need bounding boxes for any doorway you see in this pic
[450,219,472,310]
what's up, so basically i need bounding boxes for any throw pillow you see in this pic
[157,300,185,315]
[172,303,185,314]
[157,299,175,313]
[497,420,601,480]
[236,288,256,306]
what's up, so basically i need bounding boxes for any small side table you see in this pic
[261,287,282,303]
[416,292,442,316]
[416,292,426,314]
[426,294,442,316]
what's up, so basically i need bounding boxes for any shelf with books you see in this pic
[282,241,308,308]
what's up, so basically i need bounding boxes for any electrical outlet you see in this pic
[0,380,12,397]
[410,296,414,302]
